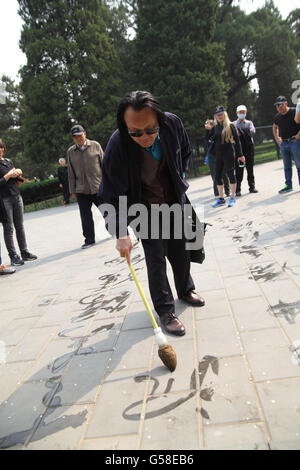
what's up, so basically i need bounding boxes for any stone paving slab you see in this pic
[0,159,300,450]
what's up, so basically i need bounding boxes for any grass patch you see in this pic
[24,195,76,213]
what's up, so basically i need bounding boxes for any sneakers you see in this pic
[10,255,24,266]
[236,191,241,197]
[0,265,16,275]
[228,197,236,207]
[81,242,95,249]
[21,251,38,261]
[212,198,226,208]
[278,185,293,194]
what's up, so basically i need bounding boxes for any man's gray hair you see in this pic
[59,158,66,164]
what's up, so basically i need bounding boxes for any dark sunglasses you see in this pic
[128,127,159,138]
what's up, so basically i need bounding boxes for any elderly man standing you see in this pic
[234,105,258,197]
[67,125,103,249]
[99,91,205,337]
[273,96,300,193]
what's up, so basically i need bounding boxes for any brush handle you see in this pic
[128,262,158,330]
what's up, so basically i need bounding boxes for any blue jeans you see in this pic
[280,140,300,187]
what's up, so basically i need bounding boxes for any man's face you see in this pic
[237,111,246,119]
[72,131,86,147]
[124,106,159,148]
[276,102,289,114]
[0,145,4,159]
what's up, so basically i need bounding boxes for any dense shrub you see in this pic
[19,177,61,205]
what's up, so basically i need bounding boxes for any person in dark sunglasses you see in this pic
[99,91,206,337]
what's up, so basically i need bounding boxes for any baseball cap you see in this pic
[237,105,247,113]
[214,105,225,115]
[274,96,287,106]
[71,125,85,136]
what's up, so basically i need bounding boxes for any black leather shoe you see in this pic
[249,188,258,193]
[236,191,241,197]
[180,290,205,307]
[160,313,186,336]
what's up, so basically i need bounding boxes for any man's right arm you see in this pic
[273,123,282,146]
[98,132,132,263]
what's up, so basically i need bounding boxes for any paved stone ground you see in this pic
[0,159,300,450]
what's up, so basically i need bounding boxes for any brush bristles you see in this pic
[158,344,177,372]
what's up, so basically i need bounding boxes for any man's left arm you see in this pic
[248,120,256,136]
[97,142,104,169]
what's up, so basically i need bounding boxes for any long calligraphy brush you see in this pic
[128,262,177,372]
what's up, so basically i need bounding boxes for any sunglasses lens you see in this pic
[146,128,159,135]
[128,127,159,138]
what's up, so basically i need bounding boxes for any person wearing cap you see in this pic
[206,106,244,208]
[234,105,258,196]
[204,119,230,198]
[67,125,104,249]
[273,96,300,193]
[98,91,206,337]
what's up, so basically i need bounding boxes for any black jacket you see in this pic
[0,177,8,223]
[206,123,243,159]
[98,112,205,263]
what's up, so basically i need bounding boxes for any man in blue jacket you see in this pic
[99,91,205,337]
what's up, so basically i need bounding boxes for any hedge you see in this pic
[19,177,61,205]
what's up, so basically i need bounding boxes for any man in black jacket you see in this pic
[99,91,205,337]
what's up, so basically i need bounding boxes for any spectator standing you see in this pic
[234,105,258,196]
[58,158,70,205]
[206,106,244,208]
[204,119,230,198]
[273,96,300,193]
[67,125,104,249]
[0,139,37,266]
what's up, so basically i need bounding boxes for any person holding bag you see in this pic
[0,139,37,266]
[204,118,230,198]
[206,106,244,208]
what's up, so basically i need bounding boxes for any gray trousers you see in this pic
[2,194,28,257]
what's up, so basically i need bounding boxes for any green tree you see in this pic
[134,0,228,149]
[18,0,125,178]
[251,1,300,125]
[0,75,25,170]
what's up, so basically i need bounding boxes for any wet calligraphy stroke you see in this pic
[123,355,219,421]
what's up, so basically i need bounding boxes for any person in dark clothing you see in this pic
[206,106,244,208]
[98,91,206,337]
[273,96,300,193]
[0,139,37,266]
[234,105,258,196]
[58,158,70,205]
[204,119,230,198]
